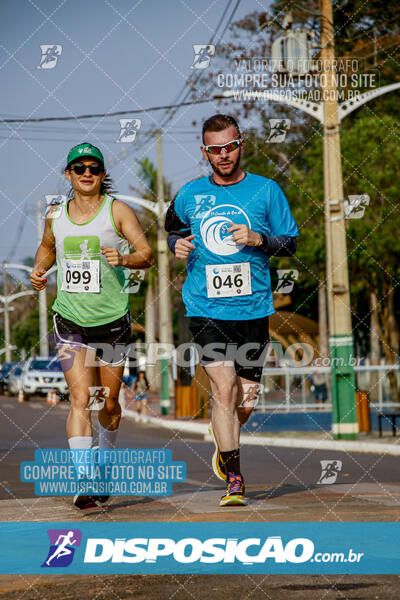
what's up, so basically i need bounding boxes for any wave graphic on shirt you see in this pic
[200,204,250,256]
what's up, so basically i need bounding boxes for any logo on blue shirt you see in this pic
[200,204,251,256]
[192,194,217,219]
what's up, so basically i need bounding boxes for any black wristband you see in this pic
[259,234,297,256]
[260,234,270,253]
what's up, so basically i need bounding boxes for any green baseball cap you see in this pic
[67,143,104,167]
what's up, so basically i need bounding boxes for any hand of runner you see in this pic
[101,246,122,266]
[30,268,47,290]
[227,223,262,247]
[175,234,195,260]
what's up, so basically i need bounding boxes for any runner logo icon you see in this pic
[317,460,343,485]
[41,529,82,568]
[191,45,215,69]
[275,269,299,294]
[267,119,291,143]
[116,119,142,143]
[200,204,251,256]
[192,194,216,219]
[37,45,62,69]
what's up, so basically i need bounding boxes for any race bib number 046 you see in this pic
[61,259,100,293]
[206,263,252,298]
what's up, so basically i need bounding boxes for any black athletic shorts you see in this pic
[53,312,131,366]
[189,316,270,383]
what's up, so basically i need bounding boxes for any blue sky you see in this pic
[0,0,271,263]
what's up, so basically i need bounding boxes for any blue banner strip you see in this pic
[0,522,399,574]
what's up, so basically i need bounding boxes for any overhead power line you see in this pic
[168,0,233,111]
[0,97,225,124]
[162,0,241,129]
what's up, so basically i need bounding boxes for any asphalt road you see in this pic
[1,394,400,598]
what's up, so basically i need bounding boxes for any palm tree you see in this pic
[131,158,174,393]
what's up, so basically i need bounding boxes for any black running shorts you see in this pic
[189,316,270,382]
[53,312,131,366]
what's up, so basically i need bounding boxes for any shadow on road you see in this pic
[247,483,321,500]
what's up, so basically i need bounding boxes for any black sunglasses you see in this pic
[69,162,104,176]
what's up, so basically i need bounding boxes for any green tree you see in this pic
[287,114,400,394]
[128,158,176,347]
[12,295,56,357]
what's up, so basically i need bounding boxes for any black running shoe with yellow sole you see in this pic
[220,472,247,507]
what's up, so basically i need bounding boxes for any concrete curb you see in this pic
[125,409,208,435]
[124,410,400,456]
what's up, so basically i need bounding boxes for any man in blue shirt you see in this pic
[165,114,298,506]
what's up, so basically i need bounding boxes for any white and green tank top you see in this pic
[52,194,130,327]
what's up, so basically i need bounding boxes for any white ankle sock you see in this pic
[68,435,93,479]
[98,422,118,450]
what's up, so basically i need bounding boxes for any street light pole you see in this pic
[156,130,170,349]
[321,0,357,439]
[157,130,172,412]
[2,263,11,362]
[221,20,399,441]
[37,199,49,356]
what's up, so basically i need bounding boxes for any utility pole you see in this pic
[37,199,49,356]
[157,130,170,347]
[2,263,11,362]
[321,0,358,439]
[157,130,172,412]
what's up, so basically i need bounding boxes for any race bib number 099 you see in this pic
[206,263,252,298]
[61,260,100,293]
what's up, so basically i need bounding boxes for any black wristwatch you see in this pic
[259,234,270,253]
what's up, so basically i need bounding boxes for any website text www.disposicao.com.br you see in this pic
[83,536,364,565]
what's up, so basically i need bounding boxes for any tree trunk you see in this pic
[388,287,400,404]
[372,287,400,404]
[388,287,399,362]
[370,292,381,403]
[145,278,158,392]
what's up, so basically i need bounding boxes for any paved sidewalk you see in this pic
[126,397,400,456]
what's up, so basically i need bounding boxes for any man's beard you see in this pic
[210,151,241,178]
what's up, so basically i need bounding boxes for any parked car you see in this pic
[21,357,68,399]
[0,361,19,393]
[7,363,24,395]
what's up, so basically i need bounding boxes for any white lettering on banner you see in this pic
[84,539,114,563]
[284,538,314,563]
[122,539,148,563]
[173,539,204,563]
[253,536,287,563]
[200,539,227,564]
[146,539,175,562]
[84,536,317,564]
[235,538,262,563]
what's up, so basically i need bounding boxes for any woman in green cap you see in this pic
[31,142,153,509]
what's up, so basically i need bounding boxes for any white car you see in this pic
[8,363,24,395]
[21,356,68,398]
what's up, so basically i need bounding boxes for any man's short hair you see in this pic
[202,114,241,143]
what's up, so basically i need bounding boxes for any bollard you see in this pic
[47,390,57,405]
[160,355,170,416]
[18,389,24,403]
